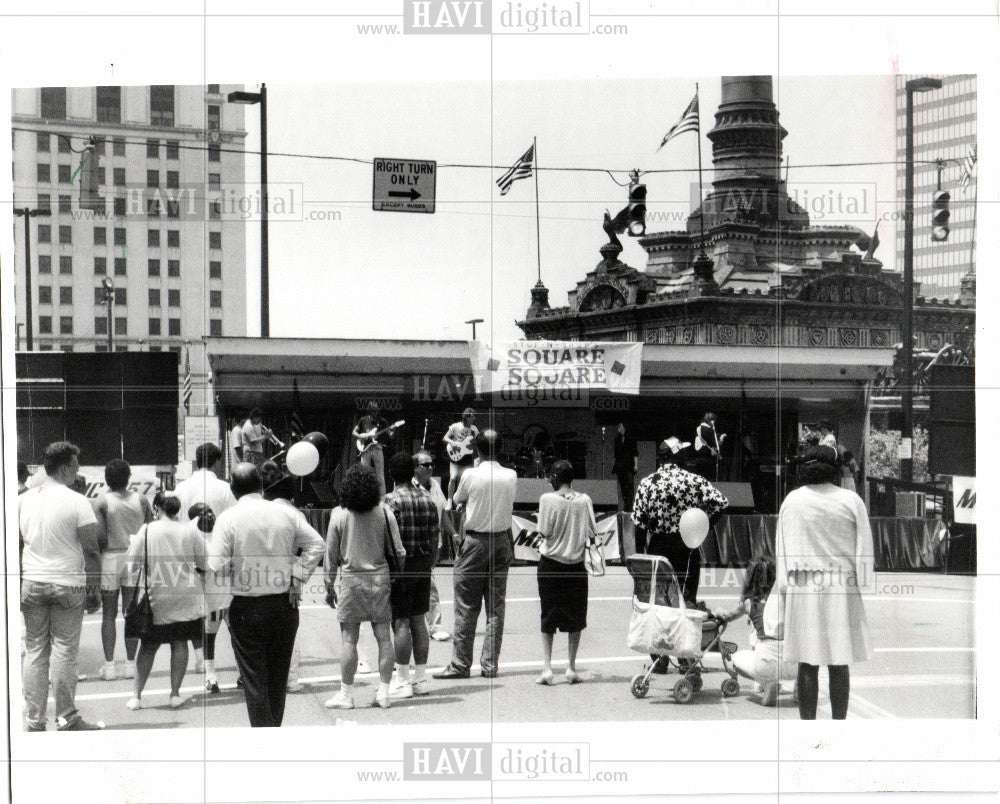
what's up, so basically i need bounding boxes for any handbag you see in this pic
[584,535,606,577]
[124,525,154,640]
[626,561,706,658]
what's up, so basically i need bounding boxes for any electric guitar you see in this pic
[356,420,405,455]
[446,434,476,463]
[694,425,726,457]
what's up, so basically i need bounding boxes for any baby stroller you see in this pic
[625,554,741,703]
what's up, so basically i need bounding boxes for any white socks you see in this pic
[413,665,426,682]
[395,664,411,683]
[378,681,390,697]
[205,660,216,676]
[195,647,204,663]
[341,682,354,695]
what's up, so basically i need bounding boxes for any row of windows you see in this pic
[33,343,186,353]
[40,316,223,337]
[35,222,223,249]
[34,253,222,280]
[41,86,221,126]
[33,286,223,309]
[37,132,182,160]
[36,163,189,187]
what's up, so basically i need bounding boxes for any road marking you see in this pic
[874,646,975,653]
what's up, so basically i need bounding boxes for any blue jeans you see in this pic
[21,580,86,730]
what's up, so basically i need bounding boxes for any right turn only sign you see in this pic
[372,157,437,213]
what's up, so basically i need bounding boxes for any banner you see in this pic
[511,512,620,563]
[469,340,643,404]
[77,465,163,501]
[952,476,976,525]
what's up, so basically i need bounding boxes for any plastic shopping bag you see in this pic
[627,601,705,658]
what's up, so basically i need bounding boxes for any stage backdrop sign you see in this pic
[511,512,620,562]
[469,341,643,404]
[184,415,222,462]
[952,476,976,525]
[76,465,162,500]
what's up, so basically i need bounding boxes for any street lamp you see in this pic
[465,318,484,340]
[101,277,115,352]
[14,205,52,350]
[901,76,942,483]
[227,84,269,337]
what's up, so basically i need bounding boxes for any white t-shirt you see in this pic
[19,479,99,587]
[536,490,597,564]
[174,468,238,522]
[454,460,517,533]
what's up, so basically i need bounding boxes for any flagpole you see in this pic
[533,136,542,283]
[695,83,706,255]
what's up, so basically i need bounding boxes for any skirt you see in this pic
[336,569,392,624]
[537,555,588,634]
[144,617,202,645]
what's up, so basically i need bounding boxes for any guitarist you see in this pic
[353,402,391,497]
[443,407,479,503]
[693,412,726,481]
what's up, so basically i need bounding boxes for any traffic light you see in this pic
[627,181,646,236]
[931,189,950,242]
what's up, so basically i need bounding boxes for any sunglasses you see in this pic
[417,462,434,468]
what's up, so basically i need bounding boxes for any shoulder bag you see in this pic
[124,525,155,640]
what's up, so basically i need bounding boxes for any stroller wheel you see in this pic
[630,673,650,699]
[673,678,694,704]
[690,673,703,692]
[721,677,740,698]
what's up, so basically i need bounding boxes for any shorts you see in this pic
[390,555,433,621]
[101,551,126,592]
[335,570,392,624]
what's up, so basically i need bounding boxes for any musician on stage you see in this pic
[241,408,280,468]
[693,412,726,481]
[443,408,479,503]
[353,402,390,498]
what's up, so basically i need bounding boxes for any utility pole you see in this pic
[14,206,51,350]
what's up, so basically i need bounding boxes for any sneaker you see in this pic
[100,662,117,681]
[374,689,392,709]
[412,679,430,696]
[357,658,375,674]
[57,716,104,731]
[761,682,780,707]
[194,659,205,673]
[430,630,451,642]
[125,697,142,711]
[286,679,304,693]
[325,691,355,710]
[205,677,220,694]
[121,661,137,679]
[389,678,414,699]
[169,695,189,709]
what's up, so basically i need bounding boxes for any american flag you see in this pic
[659,94,699,150]
[181,348,192,414]
[290,409,305,438]
[960,144,977,194]
[496,144,534,196]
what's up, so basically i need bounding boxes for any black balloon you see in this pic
[302,431,329,454]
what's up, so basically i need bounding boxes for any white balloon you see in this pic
[286,441,319,476]
[679,508,710,549]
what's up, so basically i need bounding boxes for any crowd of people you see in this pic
[17,410,874,729]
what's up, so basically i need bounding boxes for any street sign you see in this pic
[373,157,436,213]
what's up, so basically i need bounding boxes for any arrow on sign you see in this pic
[388,189,421,200]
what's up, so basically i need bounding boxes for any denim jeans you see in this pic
[21,580,86,730]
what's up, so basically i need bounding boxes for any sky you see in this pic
[242,75,897,342]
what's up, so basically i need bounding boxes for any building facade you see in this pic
[11,84,249,416]
[894,74,977,299]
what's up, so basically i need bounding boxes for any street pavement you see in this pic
[60,567,976,729]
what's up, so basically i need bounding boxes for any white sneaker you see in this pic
[325,691,355,710]
[169,695,189,709]
[357,658,375,674]
[125,697,142,711]
[121,661,137,679]
[286,679,304,693]
[374,689,392,709]
[412,679,430,696]
[389,678,414,699]
[430,630,451,642]
[100,662,117,681]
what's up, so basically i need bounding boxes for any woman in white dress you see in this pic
[770,445,874,719]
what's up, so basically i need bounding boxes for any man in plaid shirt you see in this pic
[384,452,440,698]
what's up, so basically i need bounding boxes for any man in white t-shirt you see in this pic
[19,441,103,732]
[229,413,245,470]
[434,430,517,680]
[175,443,238,523]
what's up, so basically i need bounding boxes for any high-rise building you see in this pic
[894,74,977,300]
[11,84,248,416]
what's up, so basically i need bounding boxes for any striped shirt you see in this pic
[384,483,439,558]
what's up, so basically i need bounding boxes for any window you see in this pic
[168,345,181,354]
[146,169,159,188]
[148,258,161,277]
[113,227,126,246]
[114,257,127,276]
[59,316,73,335]
[207,84,220,94]
[94,227,107,245]
[208,144,220,162]
[37,193,51,212]
[149,345,161,352]
[37,224,51,243]
[38,286,52,304]
[148,229,160,247]
[60,344,74,353]
[37,132,50,152]
[146,139,160,159]
[95,317,108,335]
[149,288,161,306]
[210,290,222,308]
[58,194,71,214]
[208,172,221,189]
[57,135,71,154]
[57,164,71,183]
[59,225,72,244]
[210,319,223,337]
[166,140,179,160]
[168,289,181,307]
[39,316,52,334]
[207,104,221,130]
[209,201,221,220]
[114,288,127,305]
[148,318,161,336]
[94,287,107,305]
[209,260,222,279]
[40,87,67,119]
[113,137,126,156]
[115,317,127,335]
[93,139,105,156]
[94,257,106,275]
[167,229,180,247]
[166,200,179,218]
[59,286,72,305]
[113,197,126,216]
[96,86,121,123]
[167,259,180,277]
[150,85,175,126]
[209,231,222,250]
[168,318,181,336]
[113,167,125,186]
[37,164,50,183]
[59,255,72,274]
[95,344,107,352]
[38,255,52,274]
[166,170,179,189]
[146,198,160,217]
